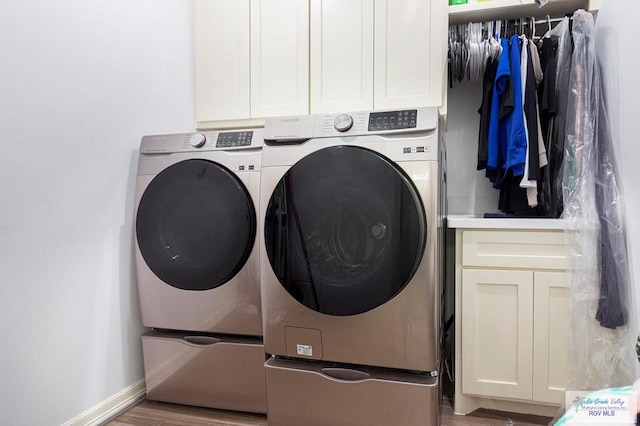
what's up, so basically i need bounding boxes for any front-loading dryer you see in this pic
[135,129,263,335]
[135,129,267,413]
[260,107,444,373]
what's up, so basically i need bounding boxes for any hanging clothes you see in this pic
[502,34,528,180]
[519,36,541,208]
[537,35,560,216]
[458,19,563,217]
[595,84,629,329]
[550,17,574,218]
[486,37,513,184]
[495,36,530,214]
[477,56,498,171]
[529,41,549,171]
[564,9,635,394]
[589,29,628,329]
[487,35,528,189]
[498,171,531,214]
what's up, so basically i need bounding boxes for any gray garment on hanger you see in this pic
[551,18,573,218]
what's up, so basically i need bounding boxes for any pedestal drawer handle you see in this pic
[183,336,222,346]
[320,368,371,382]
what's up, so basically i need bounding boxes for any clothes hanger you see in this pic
[519,18,524,36]
[546,14,552,37]
[531,16,535,39]
[534,14,552,45]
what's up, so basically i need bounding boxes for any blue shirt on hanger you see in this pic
[486,36,528,188]
[503,34,528,179]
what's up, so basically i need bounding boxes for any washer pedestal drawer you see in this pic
[142,330,267,413]
[265,357,439,425]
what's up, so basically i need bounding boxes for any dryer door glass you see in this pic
[136,159,256,291]
[264,146,426,316]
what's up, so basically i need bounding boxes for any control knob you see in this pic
[334,114,354,132]
[190,133,206,148]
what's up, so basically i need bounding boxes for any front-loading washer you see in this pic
[260,107,444,373]
[135,129,262,335]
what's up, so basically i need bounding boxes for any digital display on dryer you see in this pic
[216,131,253,148]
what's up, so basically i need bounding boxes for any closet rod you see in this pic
[449,16,573,28]
[534,16,572,25]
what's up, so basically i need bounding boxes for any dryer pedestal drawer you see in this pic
[265,357,438,425]
[142,331,267,413]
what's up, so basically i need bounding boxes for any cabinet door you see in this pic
[462,269,533,400]
[250,0,309,118]
[310,0,374,113]
[194,0,250,122]
[533,271,569,404]
[374,0,446,109]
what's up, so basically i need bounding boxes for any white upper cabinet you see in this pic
[194,0,446,128]
[310,0,374,113]
[374,0,446,109]
[194,0,250,123]
[251,0,309,118]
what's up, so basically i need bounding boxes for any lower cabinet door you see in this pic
[533,271,569,404]
[461,269,534,400]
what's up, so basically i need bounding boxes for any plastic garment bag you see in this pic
[563,9,636,392]
[595,81,630,330]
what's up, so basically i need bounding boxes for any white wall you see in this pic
[0,1,194,424]
[595,1,640,332]
[444,81,500,215]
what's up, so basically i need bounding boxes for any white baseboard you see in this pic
[62,379,146,426]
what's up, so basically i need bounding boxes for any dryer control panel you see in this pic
[140,129,263,154]
[216,131,254,148]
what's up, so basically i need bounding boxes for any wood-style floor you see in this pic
[106,397,553,426]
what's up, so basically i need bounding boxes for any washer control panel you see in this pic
[216,131,253,148]
[263,107,438,144]
[368,109,417,131]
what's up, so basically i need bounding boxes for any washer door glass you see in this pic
[136,159,256,291]
[264,146,426,316]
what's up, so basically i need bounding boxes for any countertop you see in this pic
[447,215,567,230]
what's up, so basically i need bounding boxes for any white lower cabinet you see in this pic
[455,229,569,416]
[533,271,569,404]
[462,268,534,401]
